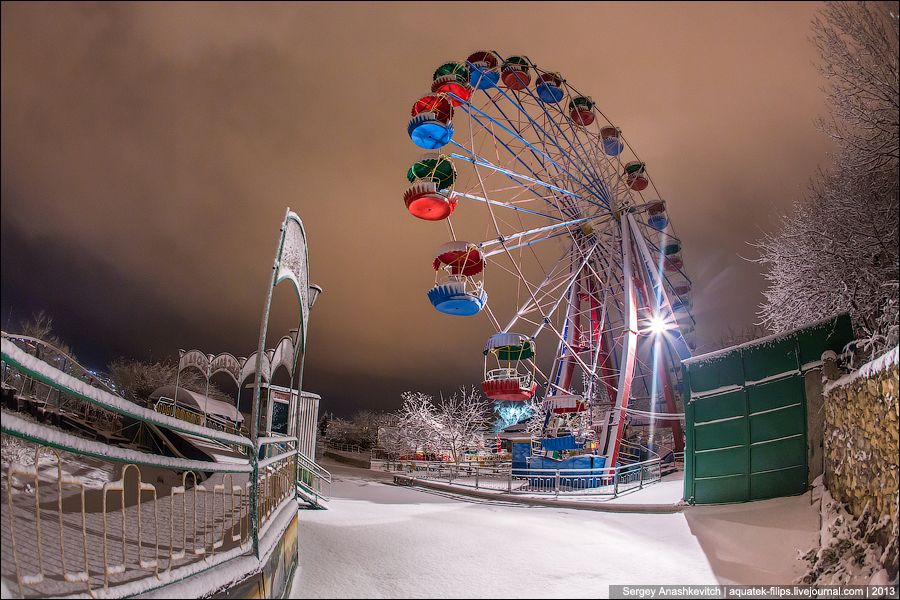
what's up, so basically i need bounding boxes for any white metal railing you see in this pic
[153,397,237,437]
[297,451,331,507]
[484,368,532,388]
[3,435,254,598]
[394,458,663,497]
[325,441,370,455]
[0,339,305,599]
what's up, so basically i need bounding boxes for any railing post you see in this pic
[475,466,479,490]
[507,467,512,493]
[613,465,619,497]
[639,462,644,489]
[555,470,560,497]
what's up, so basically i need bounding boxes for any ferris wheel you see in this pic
[403,51,696,467]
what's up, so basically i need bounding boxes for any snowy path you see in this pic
[291,458,819,598]
[291,459,819,598]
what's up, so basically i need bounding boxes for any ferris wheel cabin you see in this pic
[467,51,500,90]
[482,333,538,402]
[500,56,531,90]
[536,72,565,103]
[427,241,488,316]
[408,94,455,150]
[432,62,473,106]
[404,153,458,221]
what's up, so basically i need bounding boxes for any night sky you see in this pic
[1,2,835,418]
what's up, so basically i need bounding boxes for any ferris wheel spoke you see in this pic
[448,149,585,203]
[479,218,590,254]
[457,100,607,207]
[452,190,565,220]
[482,84,613,208]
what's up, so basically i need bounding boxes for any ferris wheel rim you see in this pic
[404,51,698,422]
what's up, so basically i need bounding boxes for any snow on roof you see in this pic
[150,384,244,423]
[684,313,850,367]
[824,345,899,394]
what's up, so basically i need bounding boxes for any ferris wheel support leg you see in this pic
[604,221,639,468]
[556,273,582,394]
[656,347,684,452]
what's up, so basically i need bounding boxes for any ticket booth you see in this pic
[257,383,297,437]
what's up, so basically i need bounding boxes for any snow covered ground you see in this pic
[290,458,821,598]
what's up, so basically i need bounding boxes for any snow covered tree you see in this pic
[394,388,492,462]
[755,1,899,355]
[16,309,74,360]
[396,391,441,457]
[433,386,492,464]
[106,357,232,405]
[811,1,899,176]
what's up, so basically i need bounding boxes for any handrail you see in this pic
[1,411,251,473]
[154,397,237,433]
[2,339,251,448]
[2,332,120,396]
[395,457,663,497]
[297,450,331,506]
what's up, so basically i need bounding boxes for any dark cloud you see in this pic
[2,2,833,417]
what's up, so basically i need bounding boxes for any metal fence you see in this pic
[297,451,331,507]
[0,336,310,598]
[392,458,663,498]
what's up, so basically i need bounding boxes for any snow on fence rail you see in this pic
[1,339,300,599]
[393,459,663,497]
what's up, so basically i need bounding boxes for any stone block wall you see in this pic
[823,349,898,540]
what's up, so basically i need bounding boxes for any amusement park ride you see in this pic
[403,52,697,470]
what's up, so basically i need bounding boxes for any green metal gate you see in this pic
[682,314,853,504]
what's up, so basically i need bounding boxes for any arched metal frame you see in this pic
[249,208,318,557]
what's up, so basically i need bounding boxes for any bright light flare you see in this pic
[649,316,668,334]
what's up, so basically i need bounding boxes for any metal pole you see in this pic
[614,465,619,497]
[204,355,212,428]
[555,470,560,497]
[174,349,184,416]
[250,211,290,559]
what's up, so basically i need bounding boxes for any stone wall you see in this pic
[823,349,899,541]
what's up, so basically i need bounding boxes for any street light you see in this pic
[308,284,322,309]
[174,349,185,415]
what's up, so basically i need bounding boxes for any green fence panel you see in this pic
[682,313,853,504]
[750,465,808,500]
[750,434,806,473]
[694,445,748,478]
[686,352,744,393]
[747,376,803,415]
[692,388,746,423]
[693,417,749,451]
[694,474,750,504]
[743,336,798,383]
[795,313,853,366]
[750,402,805,444]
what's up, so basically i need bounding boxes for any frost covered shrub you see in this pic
[799,483,898,586]
[755,1,899,356]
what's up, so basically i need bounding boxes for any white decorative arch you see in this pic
[210,352,243,388]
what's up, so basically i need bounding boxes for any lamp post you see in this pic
[174,349,185,415]
[204,354,213,428]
